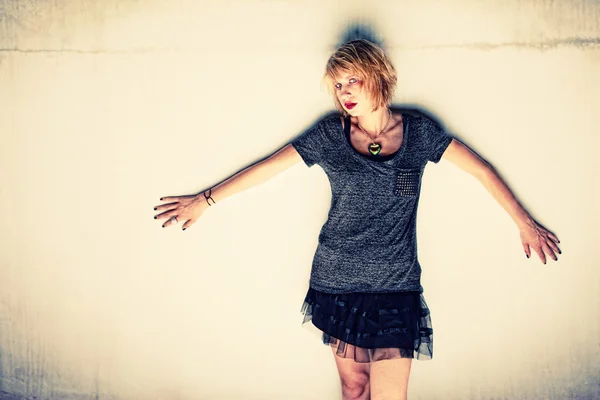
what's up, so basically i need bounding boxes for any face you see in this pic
[333,70,374,116]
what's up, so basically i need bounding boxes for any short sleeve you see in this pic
[421,115,453,164]
[290,119,328,168]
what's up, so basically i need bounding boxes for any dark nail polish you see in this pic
[526,254,529,258]
[558,250,562,254]
[154,216,156,219]
[154,207,157,211]
[160,198,163,201]
[183,228,186,231]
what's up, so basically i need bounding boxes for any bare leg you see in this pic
[369,351,412,400]
[331,343,371,400]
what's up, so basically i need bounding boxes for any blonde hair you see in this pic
[322,39,397,116]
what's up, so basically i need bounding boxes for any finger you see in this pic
[533,245,546,264]
[153,207,177,219]
[546,232,560,244]
[154,201,179,212]
[182,218,196,231]
[160,196,185,202]
[154,211,173,221]
[541,241,558,262]
[162,215,178,228]
[155,210,176,222]
[522,242,531,259]
[546,237,561,255]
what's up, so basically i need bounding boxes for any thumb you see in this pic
[522,242,530,258]
[182,219,196,231]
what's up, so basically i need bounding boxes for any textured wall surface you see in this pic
[0,1,598,399]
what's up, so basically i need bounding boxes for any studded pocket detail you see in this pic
[395,169,421,197]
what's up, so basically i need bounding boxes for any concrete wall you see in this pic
[0,1,598,399]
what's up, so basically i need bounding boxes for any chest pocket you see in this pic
[394,169,422,197]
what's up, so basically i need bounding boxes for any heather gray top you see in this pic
[291,109,453,294]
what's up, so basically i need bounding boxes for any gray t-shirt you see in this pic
[291,109,453,294]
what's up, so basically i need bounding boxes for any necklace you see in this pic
[356,109,392,156]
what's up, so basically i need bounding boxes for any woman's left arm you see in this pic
[440,139,561,264]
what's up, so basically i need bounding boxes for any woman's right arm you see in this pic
[202,143,303,204]
[154,144,304,229]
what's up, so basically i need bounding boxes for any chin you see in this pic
[345,107,360,117]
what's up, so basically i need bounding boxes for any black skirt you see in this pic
[300,287,433,363]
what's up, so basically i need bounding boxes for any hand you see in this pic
[519,219,561,264]
[153,193,207,230]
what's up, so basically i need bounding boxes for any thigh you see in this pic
[330,343,371,385]
[369,354,412,400]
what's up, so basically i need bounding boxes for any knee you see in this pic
[341,374,369,400]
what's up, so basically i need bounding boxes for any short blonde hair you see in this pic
[322,39,397,116]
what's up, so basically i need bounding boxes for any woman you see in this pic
[153,40,561,400]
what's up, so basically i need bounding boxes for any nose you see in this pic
[339,84,352,98]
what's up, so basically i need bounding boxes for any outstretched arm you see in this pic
[440,138,561,264]
[202,144,303,204]
[154,144,304,230]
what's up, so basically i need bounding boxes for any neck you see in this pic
[355,107,390,134]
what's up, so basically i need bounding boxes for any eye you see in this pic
[334,78,358,90]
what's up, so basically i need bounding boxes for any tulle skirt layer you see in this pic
[300,287,433,363]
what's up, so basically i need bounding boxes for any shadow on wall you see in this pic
[337,23,384,50]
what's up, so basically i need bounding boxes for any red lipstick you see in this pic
[345,102,357,110]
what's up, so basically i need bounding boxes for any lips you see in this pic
[345,102,357,110]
